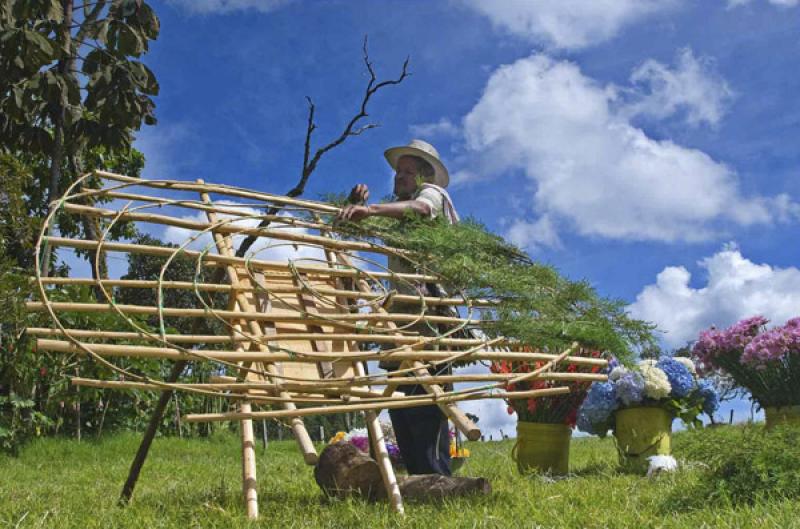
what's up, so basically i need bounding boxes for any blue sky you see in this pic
[123,0,800,434]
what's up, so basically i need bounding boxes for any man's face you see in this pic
[393,156,421,200]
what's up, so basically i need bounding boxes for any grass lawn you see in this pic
[1,429,798,528]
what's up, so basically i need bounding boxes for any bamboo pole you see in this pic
[94,170,341,214]
[26,301,486,327]
[44,237,441,283]
[26,327,507,347]
[354,362,403,514]
[37,277,495,307]
[183,387,571,423]
[61,202,409,257]
[70,377,408,399]
[36,339,606,366]
[99,189,331,231]
[202,188,262,520]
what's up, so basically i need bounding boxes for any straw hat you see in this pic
[384,139,450,188]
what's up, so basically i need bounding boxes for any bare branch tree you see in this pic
[233,36,410,260]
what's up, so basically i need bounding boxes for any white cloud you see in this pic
[460,0,679,50]
[727,0,798,7]
[409,118,460,139]
[629,245,800,348]
[624,48,735,127]
[461,54,795,242]
[133,123,197,180]
[506,215,561,251]
[160,203,325,263]
[166,0,293,14]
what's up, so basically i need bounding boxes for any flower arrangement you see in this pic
[692,316,800,408]
[329,425,403,465]
[577,357,719,436]
[491,348,605,426]
[449,429,470,458]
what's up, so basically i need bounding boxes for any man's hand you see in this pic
[348,184,369,205]
[336,204,371,222]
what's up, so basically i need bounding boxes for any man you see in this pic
[337,139,458,476]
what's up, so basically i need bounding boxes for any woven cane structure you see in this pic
[27,171,607,516]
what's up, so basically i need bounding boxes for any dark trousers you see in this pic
[389,400,451,476]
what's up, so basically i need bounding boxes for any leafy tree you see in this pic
[0,0,159,276]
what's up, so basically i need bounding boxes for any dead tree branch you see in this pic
[233,36,410,260]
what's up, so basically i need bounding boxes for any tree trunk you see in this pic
[314,442,383,501]
[41,0,74,278]
[394,474,491,501]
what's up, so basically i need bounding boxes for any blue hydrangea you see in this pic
[616,372,645,406]
[577,382,618,434]
[657,357,695,398]
[696,379,720,416]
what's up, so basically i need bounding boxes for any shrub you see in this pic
[670,424,800,506]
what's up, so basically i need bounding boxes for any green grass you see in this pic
[1,429,799,529]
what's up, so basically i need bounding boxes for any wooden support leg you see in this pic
[240,402,258,519]
[119,359,187,505]
[355,362,403,515]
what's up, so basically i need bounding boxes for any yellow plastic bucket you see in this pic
[765,405,800,429]
[512,422,572,476]
[614,407,672,474]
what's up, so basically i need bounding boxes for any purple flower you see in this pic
[348,435,369,453]
[692,315,768,372]
[616,372,645,406]
[741,318,800,367]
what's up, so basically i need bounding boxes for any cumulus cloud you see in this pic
[166,0,293,14]
[728,0,798,7]
[461,54,795,246]
[160,203,325,263]
[506,215,561,250]
[460,0,679,50]
[629,245,800,348]
[624,48,735,127]
[409,118,460,139]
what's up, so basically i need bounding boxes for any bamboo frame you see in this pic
[31,170,609,519]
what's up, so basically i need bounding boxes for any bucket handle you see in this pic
[511,439,520,463]
[613,433,667,459]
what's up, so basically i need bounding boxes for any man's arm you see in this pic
[337,200,432,222]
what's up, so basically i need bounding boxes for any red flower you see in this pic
[565,408,578,427]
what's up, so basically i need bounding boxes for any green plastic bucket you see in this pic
[765,405,800,430]
[512,421,572,476]
[614,407,672,474]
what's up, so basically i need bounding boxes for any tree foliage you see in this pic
[1,0,159,276]
[337,214,655,361]
[0,0,159,154]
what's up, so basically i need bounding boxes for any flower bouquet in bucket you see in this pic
[492,349,606,476]
[577,357,719,473]
[692,316,800,428]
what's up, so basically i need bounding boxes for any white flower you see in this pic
[343,428,368,442]
[637,359,657,368]
[647,455,678,477]
[640,364,671,400]
[608,366,629,382]
[675,357,696,374]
